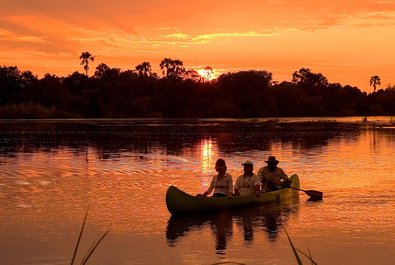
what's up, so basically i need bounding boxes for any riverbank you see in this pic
[0,116,394,132]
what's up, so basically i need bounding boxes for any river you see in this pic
[0,118,394,265]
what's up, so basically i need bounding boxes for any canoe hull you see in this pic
[166,174,300,215]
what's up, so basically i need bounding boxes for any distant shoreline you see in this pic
[1,116,394,132]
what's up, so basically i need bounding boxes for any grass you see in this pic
[70,210,313,265]
[283,225,318,265]
[0,103,77,118]
[71,209,111,265]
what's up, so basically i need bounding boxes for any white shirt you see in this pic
[205,173,233,195]
[234,173,260,196]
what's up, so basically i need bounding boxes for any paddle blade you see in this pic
[304,190,323,199]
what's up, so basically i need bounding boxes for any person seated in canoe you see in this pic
[258,156,290,192]
[201,158,233,197]
[234,160,261,197]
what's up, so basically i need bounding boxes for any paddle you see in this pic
[270,180,323,200]
[287,186,323,200]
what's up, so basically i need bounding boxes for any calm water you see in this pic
[1,118,395,265]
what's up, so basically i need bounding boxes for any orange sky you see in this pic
[1,0,395,91]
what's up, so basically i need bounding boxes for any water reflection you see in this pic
[166,198,299,253]
[0,120,368,159]
[2,119,395,264]
[166,211,233,254]
[200,138,216,174]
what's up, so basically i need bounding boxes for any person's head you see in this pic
[215,158,227,175]
[241,160,254,175]
[265,156,279,170]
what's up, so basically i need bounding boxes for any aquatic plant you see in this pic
[283,226,318,265]
[71,209,110,265]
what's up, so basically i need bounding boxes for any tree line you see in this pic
[0,55,394,118]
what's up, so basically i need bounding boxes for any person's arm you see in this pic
[227,175,233,197]
[234,177,240,196]
[278,168,291,188]
[202,177,215,196]
[282,170,292,188]
[253,175,261,197]
[279,168,288,181]
[255,185,260,197]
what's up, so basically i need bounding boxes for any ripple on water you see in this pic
[2,121,395,265]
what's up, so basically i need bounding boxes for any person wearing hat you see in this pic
[258,156,289,192]
[234,160,261,197]
[201,158,233,197]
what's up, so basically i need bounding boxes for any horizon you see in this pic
[1,1,395,92]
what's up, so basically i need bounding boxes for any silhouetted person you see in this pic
[210,212,233,254]
[258,156,289,192]
[242,214,254,243]
[166,212,233,253]
[201,158,233,197]
[262,213,281,242]
[234,160,260,197]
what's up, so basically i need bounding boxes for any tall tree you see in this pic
[292,68,328,88]
[94,63,111,79]
[369,75,381,92]
[160,58,184,77]
[79,51,94,76]
[94,63,120,81]
[135,62,152,76]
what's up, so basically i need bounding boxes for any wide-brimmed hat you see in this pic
[241,160,254,166]
[265,156,279,164]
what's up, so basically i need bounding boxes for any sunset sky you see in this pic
[1,0,395,91]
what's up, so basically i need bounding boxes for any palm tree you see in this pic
[159,58,172,77]
[80,52,94,76]
[135,62,152,76]
[159,58,184,77]
[370,75,381,92]
[172,59,184,76]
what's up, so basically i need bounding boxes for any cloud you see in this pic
[163,32,190,40]
[2,1,395,37]
[192,31,280,42]
[1,0,395,89]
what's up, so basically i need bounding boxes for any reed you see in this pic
[71,209,111,265]
[283,226,318,265]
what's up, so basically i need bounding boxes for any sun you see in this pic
[197,66,216,81]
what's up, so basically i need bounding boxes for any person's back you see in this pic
[234,160,260,196]
[258,156,289,192]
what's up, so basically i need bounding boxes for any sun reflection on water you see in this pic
[1,120,395,265]
[200,138,215,175]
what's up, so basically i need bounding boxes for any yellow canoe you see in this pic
[166,174,300,215]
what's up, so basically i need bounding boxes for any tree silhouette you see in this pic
[94,63,111,79]
[94,63,120,81]
[3,63,395,118]
[160,58,184,77]
[79,52,94,76]
[135,62,152,76]
[182,69,204,82]
[369,75,381,92]
[292,68,328,88]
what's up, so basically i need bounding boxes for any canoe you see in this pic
[166,174,300,215]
